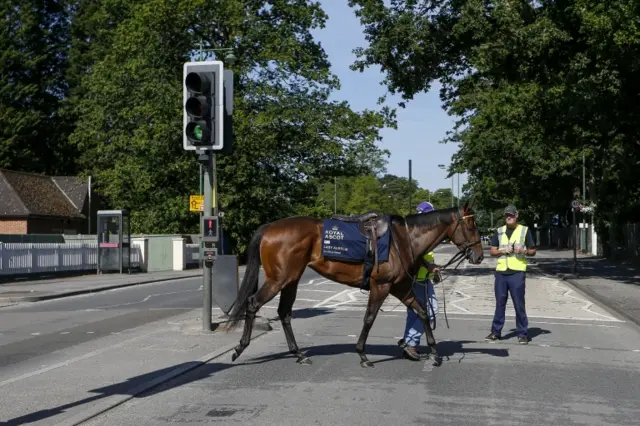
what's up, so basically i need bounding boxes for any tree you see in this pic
[316,171,458,218]
[67,0,393,254]
[348,0,640,246]
[0,0,71,174]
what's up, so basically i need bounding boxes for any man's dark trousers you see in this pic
[491,271,528,338]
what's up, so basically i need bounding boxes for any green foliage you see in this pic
[1,0,395,255]
[317,173,458,216]
[0,0,71,174]
[349,0,640,244]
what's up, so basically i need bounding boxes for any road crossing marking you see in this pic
[313,289,352,308]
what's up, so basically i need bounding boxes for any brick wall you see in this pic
[0,219,28,234]
[28,217,86,234]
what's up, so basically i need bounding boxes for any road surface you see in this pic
[0,267,329,369]
[80,245,640,426]
[1,245,639,425]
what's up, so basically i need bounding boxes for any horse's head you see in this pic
[446,202,484,265]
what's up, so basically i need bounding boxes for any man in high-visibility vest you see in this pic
[398,201,440,361]
[485,204,536,344]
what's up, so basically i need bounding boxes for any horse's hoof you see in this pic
[231,349,241,362]
[297,356,312,365]
[432,356,443,367]
[360,360,375,368]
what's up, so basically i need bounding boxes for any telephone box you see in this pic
[97,210,131,274]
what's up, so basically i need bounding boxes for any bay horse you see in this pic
[227,203,484,367]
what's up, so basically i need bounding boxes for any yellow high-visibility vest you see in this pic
[496,225,528,272]
[417,251,435,281]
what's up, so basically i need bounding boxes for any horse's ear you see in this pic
[462,199,474,216]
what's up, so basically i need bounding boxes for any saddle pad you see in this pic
[321,219,391,263]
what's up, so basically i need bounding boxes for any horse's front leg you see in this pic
[355,281,390,368]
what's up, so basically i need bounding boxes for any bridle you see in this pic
[440,210,483,270]
[384,209,482,330]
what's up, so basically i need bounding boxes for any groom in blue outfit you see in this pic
[397,201,440,361]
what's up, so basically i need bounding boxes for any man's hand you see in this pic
[428,265,440,275]
[504,245,514,255]
[514,246,527,254]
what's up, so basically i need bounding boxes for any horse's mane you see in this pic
[390,206,465,228]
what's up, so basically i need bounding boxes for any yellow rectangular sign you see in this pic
[189,195,204,212]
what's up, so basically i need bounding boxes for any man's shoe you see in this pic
[402,345,430,361]
[518,336,531,345]
[398,339,429,361]
[485,333,500,342]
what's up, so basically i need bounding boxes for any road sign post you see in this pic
[198,153,214,331]
[571,199,580,275]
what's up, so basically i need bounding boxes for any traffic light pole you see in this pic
[183,56,233,330]
[201,151,213,331]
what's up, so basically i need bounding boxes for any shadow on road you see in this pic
[260,307,334,322]
[239,340,510,367]
[501,327,551,341]
[533,252,639,286]
[0,362,236,426]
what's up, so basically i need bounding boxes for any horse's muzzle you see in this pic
[467,250,484,265]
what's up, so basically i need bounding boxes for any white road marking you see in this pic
[299,279,317,287]
[31,332,40,336]
[313,289,352,308]
[91,289,200,310]
[552,280,622,322]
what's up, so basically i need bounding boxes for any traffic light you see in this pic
[183,61,223,150]
[202,215,219,242]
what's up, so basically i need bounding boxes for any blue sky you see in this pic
[312,1,467,195]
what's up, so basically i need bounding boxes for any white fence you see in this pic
[0,242,141,276]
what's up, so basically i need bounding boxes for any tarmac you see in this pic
[0,270,206,305]
[0,246,638,425]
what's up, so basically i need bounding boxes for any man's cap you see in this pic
[504,204,518,215]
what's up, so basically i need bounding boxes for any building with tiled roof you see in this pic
[0,169,102,235]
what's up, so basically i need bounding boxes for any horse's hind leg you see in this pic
[278,281,311,365]
[356,281,390,368]
[231,279,280,362]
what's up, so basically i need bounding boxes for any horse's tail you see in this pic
[228,224,268,326]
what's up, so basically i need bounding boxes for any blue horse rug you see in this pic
[321,218,391,263]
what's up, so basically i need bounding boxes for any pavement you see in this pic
[0,270,205,305]
[1,245,639,425]
[531,248,640,327]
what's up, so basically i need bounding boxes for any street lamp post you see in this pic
[457,172,460,207]
[438,164,454,207]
